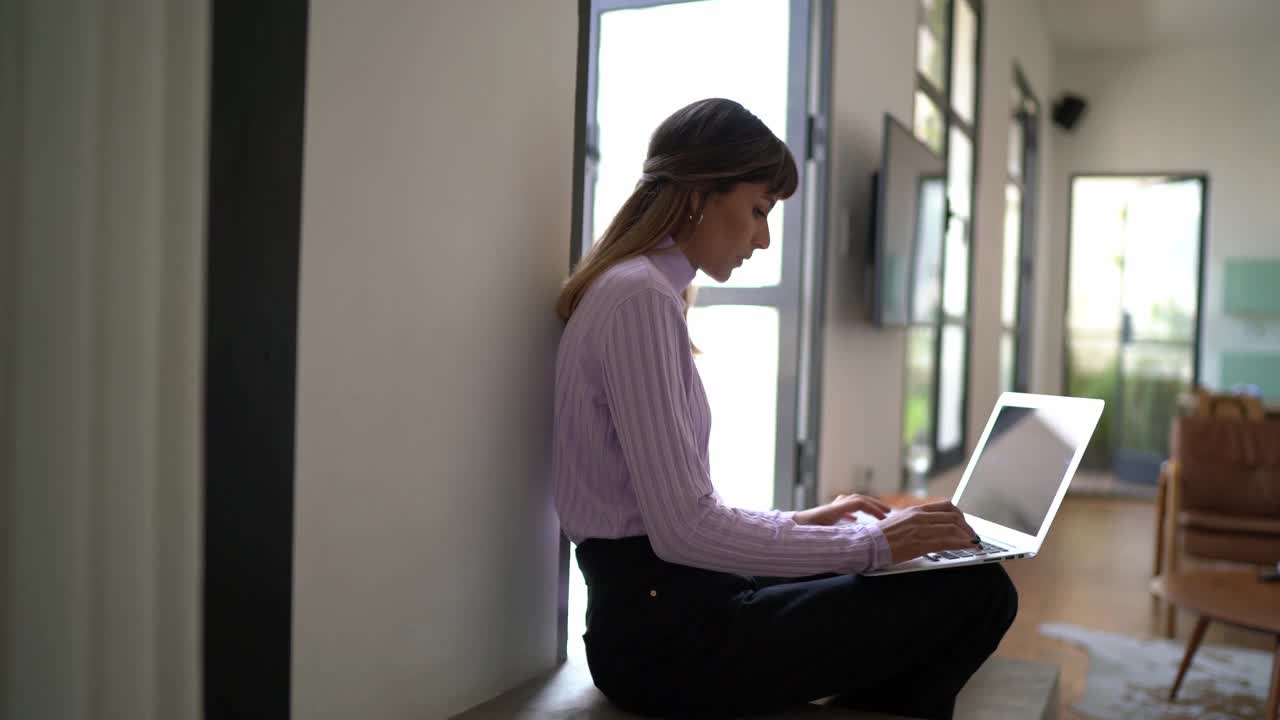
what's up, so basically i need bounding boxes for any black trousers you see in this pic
[576,536,1017,719]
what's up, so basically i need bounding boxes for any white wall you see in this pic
[1,1,207,718]
[291,2,576,718]
[819,0,916,499]
[961,0,1058,487]
[820,0,1057,498]
[1050,43,1280,391]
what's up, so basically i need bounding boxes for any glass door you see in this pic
[584,0,825,514]
[1066,175,1205,486]
[566,0,828,661]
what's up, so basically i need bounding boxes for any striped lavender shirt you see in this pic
[552,238,892,576]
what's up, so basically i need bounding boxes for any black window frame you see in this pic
[907,0,984,478]
[1001,65,1039,394]
[560,0,836,661]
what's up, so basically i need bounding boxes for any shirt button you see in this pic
[649,590,658,598]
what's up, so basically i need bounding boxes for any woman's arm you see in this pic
[601,289,892,577]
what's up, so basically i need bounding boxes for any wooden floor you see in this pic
[994,494,1273,719]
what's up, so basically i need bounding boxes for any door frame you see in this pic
[561,0,832,661]
[203,0,309,712]
[575,0,829,511]
[1062,171,1210,470]
[1008,64,1040,394]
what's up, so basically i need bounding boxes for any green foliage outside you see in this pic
[1067,353,1117,469]
[1067,346,1189,470]
[902,329,936,447]
[903,392,930,447]
[1119,368,1186,457]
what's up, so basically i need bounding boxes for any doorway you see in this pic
[1065,174,1206,487]
[565,0,831,661]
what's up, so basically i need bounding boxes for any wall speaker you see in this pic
[1052,93,1087,131]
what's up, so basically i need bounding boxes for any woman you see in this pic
[552,98,1016,719]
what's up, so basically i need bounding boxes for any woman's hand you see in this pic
[875,500,981,563]
[794,494,892,527]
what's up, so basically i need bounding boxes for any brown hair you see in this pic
[555,98,799,321]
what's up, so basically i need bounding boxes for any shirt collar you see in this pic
[646,236,697,293]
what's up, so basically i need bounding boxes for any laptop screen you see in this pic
[956,404,1091,537]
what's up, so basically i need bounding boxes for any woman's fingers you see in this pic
[878,504,984,562]
[904,503,977,534]
[834,494,889,518]
[853,499,888,518]
[862,497,892,515]
[903,526,978,557]
[917,523,975,541]
[909,511,974,529]
[916,501,965,518]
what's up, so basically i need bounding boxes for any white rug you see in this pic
[1040,622,1273,719]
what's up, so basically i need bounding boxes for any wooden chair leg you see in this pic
[1152,471,1167,615]
[1170,616,1210,701]
[1153,470,1167,579]
[1266,636,1279,720]
[1163,469,1180,639]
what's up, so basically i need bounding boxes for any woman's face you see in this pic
[679,182,777,283]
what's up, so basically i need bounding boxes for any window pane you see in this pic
[937,324,966,452]
[922,0,949,49]
[1001,183,1021,327]
[687,305,779,512]
[911,177,947,323]
[942,216,969,318]
[999,331,1015,394]
[951,0,977,125]
[1066,337,1118,469]
[1118,342,1193,456]
[947,127,972,219]
[903,326,937,447]
[914,90,945,155]
[1069,176,1201,341]
[1120,179,1203,342]
[594,0,791,288]
[1068,178,1126,334]
[916,24,946,91]
[1008,113,1024,179]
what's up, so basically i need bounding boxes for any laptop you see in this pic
[863,392,1104,577]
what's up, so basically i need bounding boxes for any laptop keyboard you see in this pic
[924,540,1009,562]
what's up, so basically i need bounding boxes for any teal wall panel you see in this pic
[1221,351,1280,399]
[1223,259,1280,317]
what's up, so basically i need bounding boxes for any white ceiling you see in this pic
[1039,0,1280,53]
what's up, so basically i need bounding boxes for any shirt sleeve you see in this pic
[600,288,893,576]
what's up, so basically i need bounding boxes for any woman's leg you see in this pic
[677,563,1018,719]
